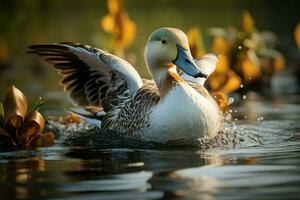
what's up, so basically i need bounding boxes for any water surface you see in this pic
[1,1,300,199]
[1,81,299,200]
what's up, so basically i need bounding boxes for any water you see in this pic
[1,1,300,199]
[1,82,300,200]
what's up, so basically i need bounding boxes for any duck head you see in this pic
[144,27,207,85]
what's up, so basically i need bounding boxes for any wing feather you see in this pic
[28,43,143,111]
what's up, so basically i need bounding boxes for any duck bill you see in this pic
[173,45,207,78]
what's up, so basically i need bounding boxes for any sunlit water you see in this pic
[1,85,300,200]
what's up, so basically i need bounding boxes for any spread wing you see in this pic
[28,42,143,111]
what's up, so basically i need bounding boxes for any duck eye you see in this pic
[161,39,167,44]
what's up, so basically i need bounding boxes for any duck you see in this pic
[28,27,222,143]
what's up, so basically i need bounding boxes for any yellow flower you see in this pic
[0,86,55,149]
[187,27,205,58]
[294,22,300,50]
[233,48,261,84]
[209,38,242,93]
[211,36,231,55]
[208,70,242,94]
[101,0,136,56]
[260,53,285,78]
[241,11,255,33]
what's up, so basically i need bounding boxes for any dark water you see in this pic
[0,75,300,200]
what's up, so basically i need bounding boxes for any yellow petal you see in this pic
[215,54,230,73]
[6,116,23,133]
[208,70,242,93]
[101,0,136,56]
[294,22,300,49]
[273,54,285,72]
[25,110,45,133]
[3,85,28,128]
[187,27,205,58]
[101,15,115,33]
[219,71,242,93]
[211,36,230,54]
[119,19,136,48]
[242,11,255,33]
[240,57,261,83]
[28,133,43,147]
[207,73,224,91]
[107,0,122,15]
[19,110,44,145]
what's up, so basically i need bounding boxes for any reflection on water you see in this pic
[1,88,300,200]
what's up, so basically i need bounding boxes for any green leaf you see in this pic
[33,97,46,111]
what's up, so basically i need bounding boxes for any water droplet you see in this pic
[225,113,232,121]
[244,116,248,119]
[243,95,247,100]
[234,109,238,113]
[240,84,244,88]
[228,97,234,105]
[257,116,264,121]
[238,45,242,50]
[234,118,238,121]
[229,109,233,113]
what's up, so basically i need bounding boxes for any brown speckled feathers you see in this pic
[28,43,141,112]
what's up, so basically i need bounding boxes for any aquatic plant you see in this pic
[187,27,206,58]
[0,86,54,149]
[187,27,242,94]
[100,0,136,57]
[207,11,285,91]
[294,22,300,50]
[294,22,300,83]
[187,28,229,112]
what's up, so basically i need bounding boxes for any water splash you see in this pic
[228,97,235,105]
[45,119,262,150]
[225,113,232,121]
[257,116,264,122]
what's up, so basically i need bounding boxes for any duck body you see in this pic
[100,75,222,143]
[141,79,221,142]
[28,27,223,144]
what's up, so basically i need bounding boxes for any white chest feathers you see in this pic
[140,83,222,143]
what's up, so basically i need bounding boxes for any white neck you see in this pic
[148,63,185,98]
[151,66,175,85]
